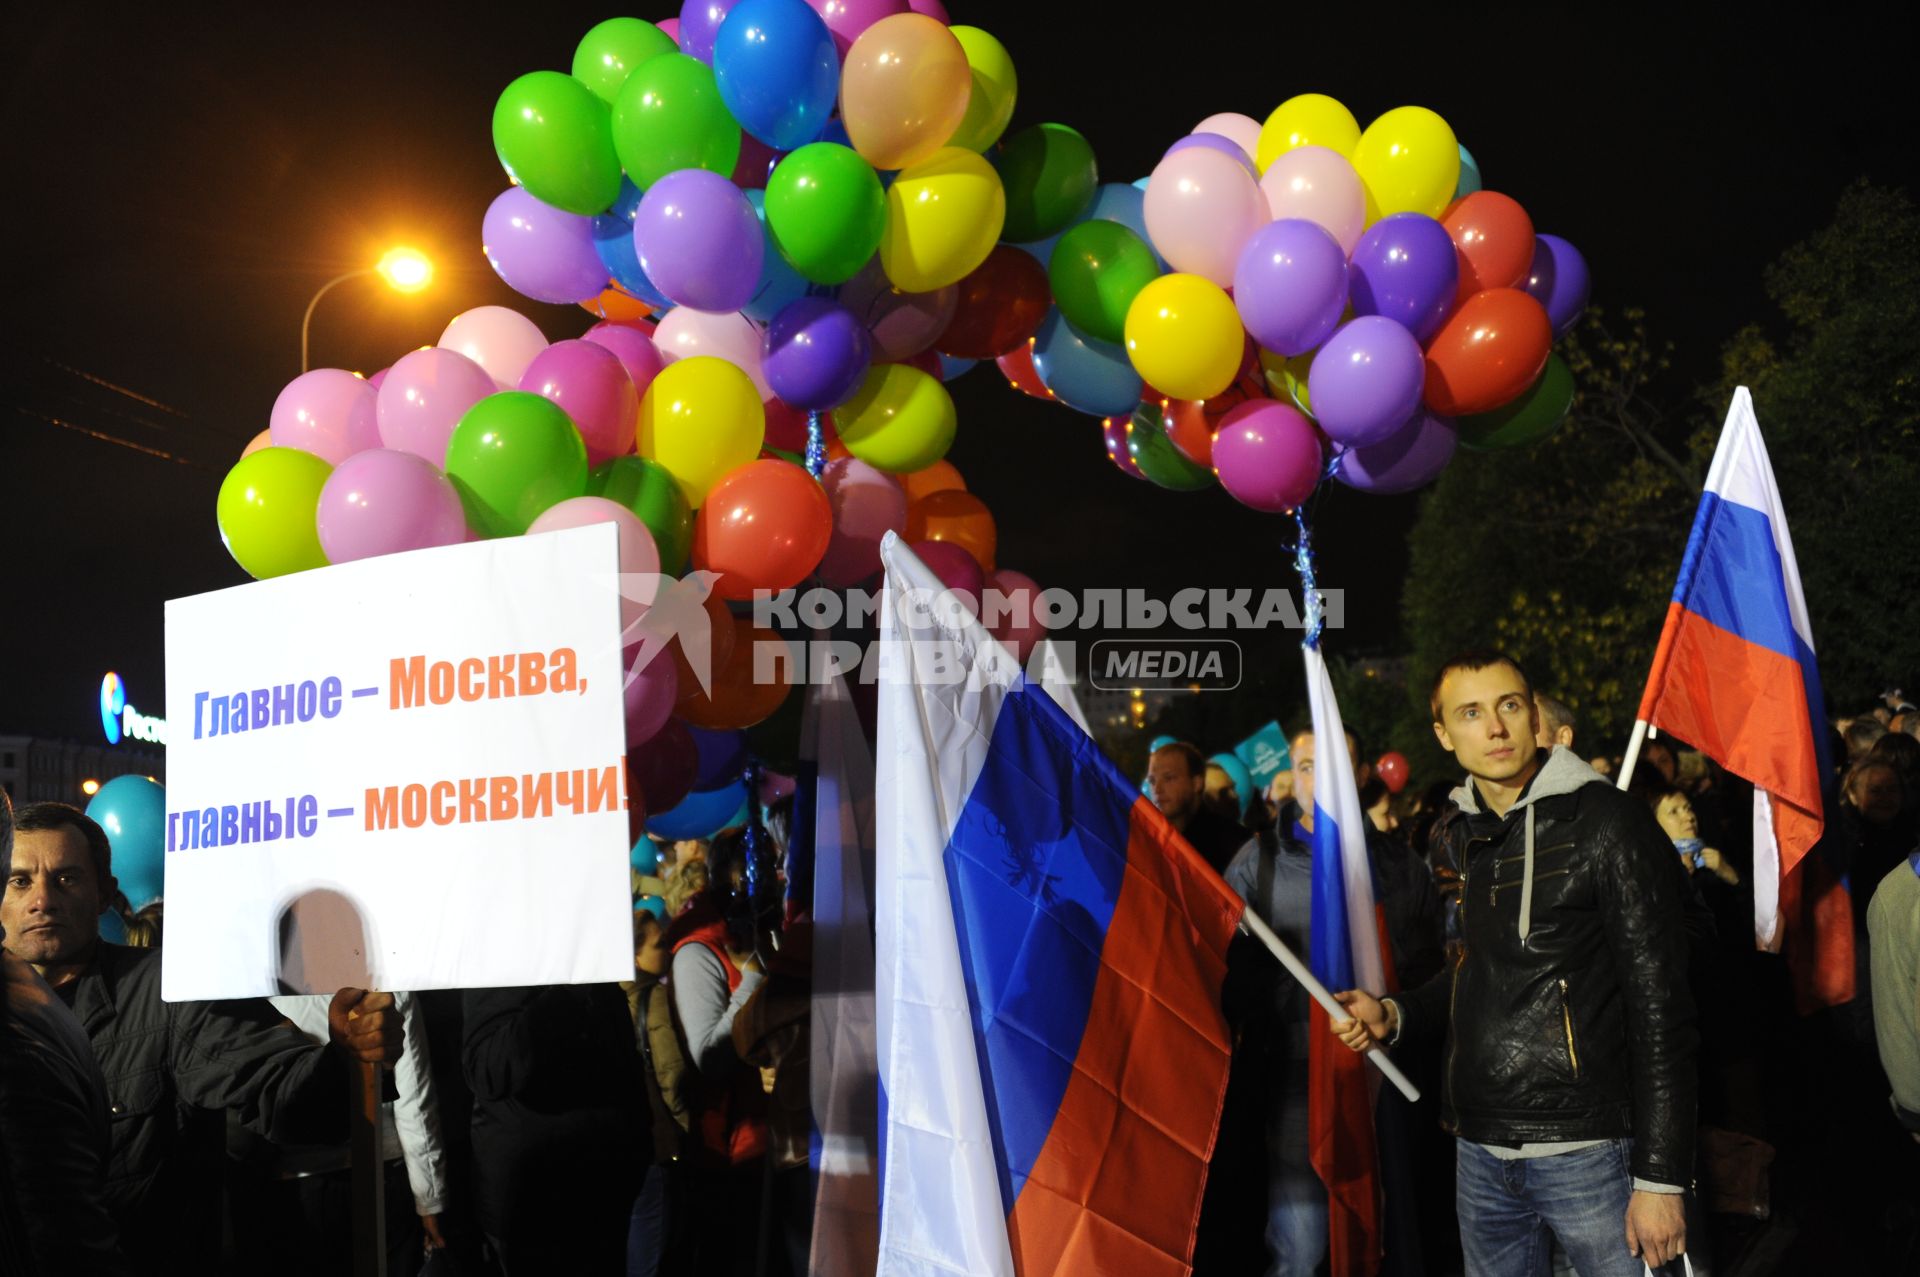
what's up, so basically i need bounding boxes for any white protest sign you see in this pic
[161,524,632,1001]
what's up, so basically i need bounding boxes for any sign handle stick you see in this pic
[351,1055,387,1277]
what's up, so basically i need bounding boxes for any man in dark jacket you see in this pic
[1147,741,1251,873]
[2,802,400,1264]
[1332,652,1697,1276]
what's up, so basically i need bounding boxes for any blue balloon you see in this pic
[1209,752,1257,818]
[631,836,661,874]
[712,0,840,151]
[1455,144,1483,199]
[938,354,977,382]
[1030,309,1141,417]
[635,895,669,922]
[85,775,166,910]
[647,781,749,840]
[812,117,852,148]
[742,190,813,323]
[1011,181,1165,271]
[687,725,749,789]
[593,179,673,311]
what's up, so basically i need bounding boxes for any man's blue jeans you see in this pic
[1456,1138,1672,1277]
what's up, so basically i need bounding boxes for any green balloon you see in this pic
[1127,404,1215,491]
[1049,220,1159,346]
[492,71,623,215]
[765,144,887,285]
[445,393,590,538]
[216,447,333,579]
[611,53,741,191]
[994,123,1098,243]
[1457,353,1575,451]
[588,455,693,574]
[573,18,676,105]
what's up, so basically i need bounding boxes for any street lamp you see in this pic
[301,246,435,372]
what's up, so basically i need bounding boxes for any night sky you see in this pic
[6,6,1916,743]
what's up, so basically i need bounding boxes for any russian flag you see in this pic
[874,535,1246,1277]
[1635,386,1849,1007]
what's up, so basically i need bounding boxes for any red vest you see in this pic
[668,900,770,1167]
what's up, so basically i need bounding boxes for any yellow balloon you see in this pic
[947,27,1017,153]
[1254,93,1361,172]
[1123,274,1244,402]
[1353,106,1460,222]
[880,146,1006,293]
[636,356,766,506]
[832,363,957,473]
[840,13,972,171]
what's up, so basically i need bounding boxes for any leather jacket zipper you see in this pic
[1446,872,1466,1119]
[1558,978,1579,1080]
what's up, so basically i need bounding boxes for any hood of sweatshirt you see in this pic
[1448,745,1611,941]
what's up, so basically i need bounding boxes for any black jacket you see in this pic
[1398,748,1699,1188]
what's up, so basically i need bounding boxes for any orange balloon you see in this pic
[840,14,971,170]
[692,460,833,601]
[240,428,273,459]
[1423,289,1553,418]
[581,286,654,323]
[1443,191,1536,304]
[905,488,997,572]
[902,458,966,503]
[1157,397,1215,468]
[671,591,737,705]
[678,618,792,730]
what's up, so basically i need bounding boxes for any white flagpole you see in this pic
[1616,718,1652,791]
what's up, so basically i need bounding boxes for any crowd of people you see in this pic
[2,652,1918,1276]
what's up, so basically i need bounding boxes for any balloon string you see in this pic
[1290,453,1345,652]
[741,754,770,963]
[805,411,827,478]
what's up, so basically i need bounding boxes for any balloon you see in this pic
[1048,219,1158,346]
[664,587,739,705]
[573,17,678,104]
[763,143,888,285]
[1103,414,1146,479]
[881,146,1006,293]
[985,567,1044,663]
[519,340,639,466]
[996,342,1053,400]
[85,776,167,910]
[760,395,816,452]
[902,457,963,499]
[1376,751,1410,795]
[1348,213,1459,344]
[1336,409,1457,494]
[712,0,840,151]
[1194,112,1263,157]
[761,297,872,411]
[1165,131,1258,180]
[1455,145,1483,199]
[1259,145,1366,255]
[1522,235,1591,338]
[633,168,765,313]
[817,457,907,585]
[907,0,948,18]
[1422,288,1553,418]
[630,718,698,814]
[217,447,333,578]
[583,286,660,324]
[838,258,958,361]
[840,13,970,170]
[732,133,781,191]
[653,308,772,398]
[492,71,622,215]
[1233,219,1349,357]
[591,181,674,310]
[1444,191,1535,303]
[1308,317,1428,447]
[1125,404,1214,491]
[1259,347,1318,416]
[528,496,662,637]
[1255,93,1360,171]
[692,458,833,599]
[678,618,792,728]
[241,429,272,459]
[612,53,742,190]
[637,356,767,505]
[832,362,955,471]
[583,322,667,400]
[905,487,995,572]
[444,393,590,537]
[1123,274,1243,402]
[936,245,1050,358]
[739,191,813,325]
[1354,106,1459,221]
[1456,352,1574,451]
[994,123,1098,243]
[623,649,680,747]
[316,449,466,563]
[270,369,377,465]
[807,0,909,54]
[909,539,984,611]
[1143,145,1267,287]
[1030,309,1141,416]
[688,724,750,789]
[439,307,549,389]
[1210,399,1322,512]
[1158,396,1221,468]
[376,348,499,464]
[590,455,696,573]
[947,26,1016,153]
[483,187,609,305]
[648,780,748,839]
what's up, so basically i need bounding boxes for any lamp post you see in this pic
[300,247,434,372]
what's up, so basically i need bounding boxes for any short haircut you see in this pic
[0,788,12,874]
[1429,650,1534,721]
[1627,771,1680,810]
[1150,742,1207,779]
[1869,730,1920,776]
[1846,717,1888,756]
[1535,693,1576,741]
[14,802,113,886]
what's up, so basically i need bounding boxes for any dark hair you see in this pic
[14,803,113,886]
[1627,771,1681,810]
[1868,729,1920,783]
[1150,742,1207,779]
[0,788,12,873]
[1846,717,1888,757]
[1429,650,1534,720]
[1535,693,1576,742]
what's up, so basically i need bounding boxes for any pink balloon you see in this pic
[657,17,681,40]
[1211,400,1324,513]
[906,0,949,19]
[241,428,272,459]
[367,367,391,390]
[518,339,639,465]
[986,567,1045,664]
[527,496,663,636]
[910,539,982,615]
[839,258,959,361]
[270,369,377,464]
[818,458,907,587]
[806,0,909,56]
[623,647,680,747]
[652,308,771,398]
[316,448,467,563]
[1260,146,1366,256]
[1193,112,1262,160]
[376,347,498,464]
[583,322,667,400]
[1144,146,1269,287]
[438,306,549,389]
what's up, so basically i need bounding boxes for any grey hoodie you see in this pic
[1449,745,1613,944]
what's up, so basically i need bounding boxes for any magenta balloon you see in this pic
[518,339,639,465]
[910,538,984,613]
[482,187,609,305]
[1306,316,1429,447]
[806,0,909,55]
[838,259,958,361]
[528,496,662,635]
[1335,410,1458,494]
[1211,400,1324,513]
[906,0,949,19]
[818,457,906,586]
[633,169,765,314]
[270,369,377,464]
[623,648,681,746]
[316,448,467,562]
[987,567,1044,663]
[376,348,499,463]
[1104,416,1146,479]
[1232,219,1349,357]
[583,322,667,399]
[367,367,390,390]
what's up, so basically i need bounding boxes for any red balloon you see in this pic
[629,718,696,817]
[1376,750,1410,795]
[939,246,1052,359]
[995,341,1055,401]
[693,460,833,601]
[894,348,944,379]
[1423,289,1552,418]
[1444,191,1536,304]
[762,396,814,452]
[1158,396,1216,468]
[670,591,738,705]
[678,618,792,730]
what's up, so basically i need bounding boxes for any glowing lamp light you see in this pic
[376,246,434,293]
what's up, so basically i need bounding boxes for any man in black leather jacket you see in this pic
[1333,653,1697,1275]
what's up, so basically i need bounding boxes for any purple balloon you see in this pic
[1307,317,1428,447]
[763,296,873,410]
[679,0,738,61]
[1211,400,1324,513]
[838,259,958,361]
[687,724,749,788]
[1349,213,1459,343]
[316,449,467,563]
[583,322,666,399]
[1523,234,1591,338]
[623,649,679,747]
[1164,132,1258,181]
[482,187,609,305]
[1233,219,1349,357]
[1336,410,1458,494]
[633,169,765,314]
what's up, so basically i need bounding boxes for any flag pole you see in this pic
[1616,719,1651,792]
[1238,910,1421,1103]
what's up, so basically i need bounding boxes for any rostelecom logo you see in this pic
[101,672,126,744]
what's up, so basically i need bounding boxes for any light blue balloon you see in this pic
[647,780,749,840]
[593,179,673,310]
[742,190,813,323]
[1455,145,1483,199]
[713,0,840,152]
[85,775,166,910]
[635,895,669,922]
[1209,752,1257,818]
[939,354,977,382]
[631,836,661,874]
[1011,182,1165,271]
[1132,176,1151,191]
[1030,309,1141,417]
[98,909,128,944]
